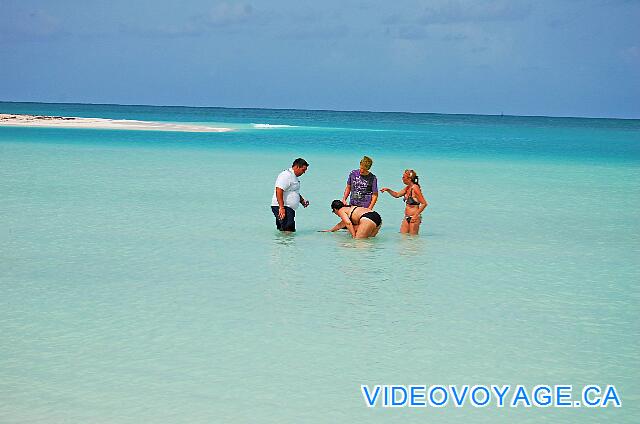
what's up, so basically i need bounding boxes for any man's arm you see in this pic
[299,194,309,208]
[276,187,286,220]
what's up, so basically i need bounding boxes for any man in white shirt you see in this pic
[271,158,310,232]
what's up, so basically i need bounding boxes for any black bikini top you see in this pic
[405,187,420,206]
[349,206,359,222]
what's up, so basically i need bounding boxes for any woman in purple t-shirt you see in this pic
[342,156,378,209]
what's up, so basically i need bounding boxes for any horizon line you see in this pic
[0,99,638,122]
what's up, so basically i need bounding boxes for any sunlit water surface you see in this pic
[1,102,639,423]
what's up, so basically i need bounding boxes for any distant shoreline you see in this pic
[1,100,637,121]
[0,114,233,133]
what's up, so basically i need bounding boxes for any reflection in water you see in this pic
[337,238,375,250]
[325,231,384,250]
[273,231,296,246]
[397,233,428,258]
[264,227,435,344]
[268,231,297,274]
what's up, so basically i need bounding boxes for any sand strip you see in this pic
[0,114,233,133]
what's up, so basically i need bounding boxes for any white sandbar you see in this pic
[0,114,233,132]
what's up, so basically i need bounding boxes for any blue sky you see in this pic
[1,0,638,118]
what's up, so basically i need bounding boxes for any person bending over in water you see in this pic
[380,169,428,235]
[322,200,382,239]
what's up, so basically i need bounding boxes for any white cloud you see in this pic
[384,0,532,27]
[620,45,640,62]
[0,8,65,41]
[199,2,254,27]
[118,3,261,38]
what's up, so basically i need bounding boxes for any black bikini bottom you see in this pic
[361,211,382,227]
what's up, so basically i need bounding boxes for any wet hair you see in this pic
[360,156,373,170]
[292,158,309,168]
[404,169,419,185]
[331,199,345,211]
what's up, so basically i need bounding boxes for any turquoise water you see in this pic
[1,102,639,423]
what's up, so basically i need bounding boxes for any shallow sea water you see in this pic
[1,103,639,423]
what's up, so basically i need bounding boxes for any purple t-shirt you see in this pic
[347,169,378,207]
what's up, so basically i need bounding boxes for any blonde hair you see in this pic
[360,156,373,170]
[404,169,419,184]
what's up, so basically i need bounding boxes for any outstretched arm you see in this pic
[322,221,347,232]
[380,187,407,198]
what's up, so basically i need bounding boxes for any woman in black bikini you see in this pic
[380,169,428,235]
[323,200,382,238]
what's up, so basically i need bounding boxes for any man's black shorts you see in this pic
[271,206,296,231]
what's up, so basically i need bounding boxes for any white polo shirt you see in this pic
[271,168,301,209]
